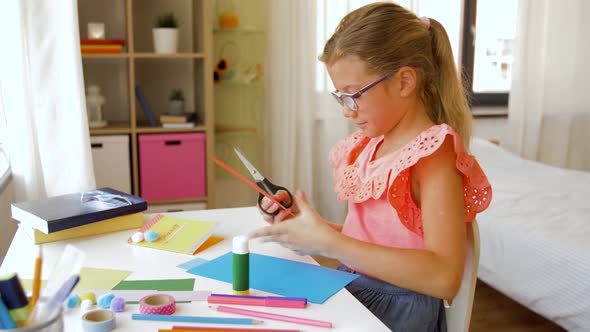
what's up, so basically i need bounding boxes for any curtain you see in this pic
[0,0,95,202]
[265,0,317,206]
[506,0,590,171]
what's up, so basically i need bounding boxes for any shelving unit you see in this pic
[212,1,267,208]
[79,0,215,210]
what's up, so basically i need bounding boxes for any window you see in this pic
[316,0,519,110]
[462,0,519,106]
[316,0,462,94]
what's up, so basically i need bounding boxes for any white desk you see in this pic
[0,207,389,331]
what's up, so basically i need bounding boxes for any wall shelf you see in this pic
[79,0,215,207]
[89,122,132,135]
[136,125,207,133]
[133,53,206,59]
[82,53,130,59]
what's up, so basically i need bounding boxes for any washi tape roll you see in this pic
[0,272,30,322]
[0,273,29,310]
[81,309,116,332]
[139,294,176,315]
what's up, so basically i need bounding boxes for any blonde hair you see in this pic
[320,2,472,146]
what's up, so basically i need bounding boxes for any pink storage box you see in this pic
[139,133,206,201]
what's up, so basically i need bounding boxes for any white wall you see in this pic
[472,106,509,145]
[473,116,508,144]
[0,177,16,265]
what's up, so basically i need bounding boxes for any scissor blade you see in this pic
[234,147,265,182]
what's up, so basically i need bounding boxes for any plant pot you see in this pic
[169,100,185,115]
[153,28,179,54]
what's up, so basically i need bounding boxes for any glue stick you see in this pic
[232,235,250,295]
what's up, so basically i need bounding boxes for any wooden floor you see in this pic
[312,256,565,332]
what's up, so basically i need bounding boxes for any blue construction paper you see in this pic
[186,252,359,304]
[177,257,209,270]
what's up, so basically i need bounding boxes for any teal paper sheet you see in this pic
[177,257,209,270]
[186,252,359,304]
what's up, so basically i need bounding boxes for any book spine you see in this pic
[50,200,148,233]
[81,39,126,45]
[81,48,123,54]
[135,86,157,127]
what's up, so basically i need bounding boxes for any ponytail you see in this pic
[423,19,472,147]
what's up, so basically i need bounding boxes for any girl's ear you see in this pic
[398,66,417,97]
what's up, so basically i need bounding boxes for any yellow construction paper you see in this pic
[74,267,132,291]
[22,267,132,292]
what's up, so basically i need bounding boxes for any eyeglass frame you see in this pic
[330,71,395,111]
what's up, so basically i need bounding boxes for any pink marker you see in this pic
[212,305,333,329]
[208,294,307,309]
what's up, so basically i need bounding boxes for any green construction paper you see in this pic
[112,278,195,303]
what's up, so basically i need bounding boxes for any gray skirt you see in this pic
[338,265,447,332]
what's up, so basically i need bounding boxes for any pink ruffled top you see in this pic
[329,124,492,251]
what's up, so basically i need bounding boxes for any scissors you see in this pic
[234,147,293,216]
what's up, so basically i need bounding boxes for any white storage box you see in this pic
[90,135,131,193]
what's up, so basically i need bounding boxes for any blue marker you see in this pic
[0,295,17,329]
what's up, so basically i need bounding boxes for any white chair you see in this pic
[445,221,480,332]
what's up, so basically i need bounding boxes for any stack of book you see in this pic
[160,112,196,128]
[11,188,147,244]
[81,39,126,54]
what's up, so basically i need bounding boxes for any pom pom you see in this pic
[131,232,144,243]
[144,230,159,242]
[97,293,115,309]
[81,299,93,311]
[80,291,97,304]
[66,294,80,309]
[110,297,126,312]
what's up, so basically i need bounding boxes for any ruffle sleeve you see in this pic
[331,124,492,237]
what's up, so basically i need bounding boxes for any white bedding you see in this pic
[471,138,590,332]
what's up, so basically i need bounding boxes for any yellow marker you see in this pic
[30,245,43,311]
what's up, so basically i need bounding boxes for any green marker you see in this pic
[232,235,250,295]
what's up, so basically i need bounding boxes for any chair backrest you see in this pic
[445,220,480,332]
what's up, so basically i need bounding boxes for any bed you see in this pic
[471,138,590,331]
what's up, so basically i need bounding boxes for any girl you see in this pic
[249,3,492,331]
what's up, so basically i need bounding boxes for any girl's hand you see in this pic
[250,190,340,256]
[258,190,299,224]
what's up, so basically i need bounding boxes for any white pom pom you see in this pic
[131,232,145,243]
[81,299,93,311]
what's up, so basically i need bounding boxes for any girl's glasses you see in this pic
[330,72,394,111]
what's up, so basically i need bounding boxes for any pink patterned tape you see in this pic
[139,294,176,315]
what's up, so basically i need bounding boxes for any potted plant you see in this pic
[168,88,185,115]
[153,12,180,54]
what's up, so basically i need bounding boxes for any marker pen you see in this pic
[232,235,250,296]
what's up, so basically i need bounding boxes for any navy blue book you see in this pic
[11,188,147,234]
[135,85,157,127]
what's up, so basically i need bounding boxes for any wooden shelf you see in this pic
[148,197,208,205]
[82,53,129,59]
[215,80,262,88]
[213,27,264,34]
[135,125,207,133]
[89,122,132,135]
[215,126,257,133]
[133,53,205,59]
